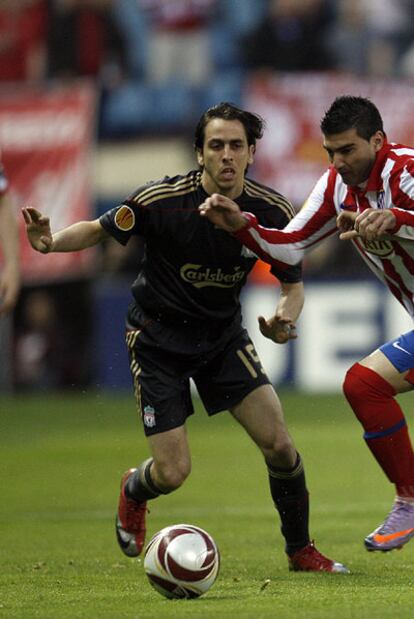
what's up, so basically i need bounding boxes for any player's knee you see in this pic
[154,460,191,492]
[262,433,295,466]
[344,362,392,403]
[343,363,366,407]
[343,362,396,426]
[343,363,381,417]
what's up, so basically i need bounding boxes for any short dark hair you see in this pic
[320,96,384,140]
[194,102,264,151]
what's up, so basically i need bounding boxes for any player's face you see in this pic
[323,128,384,186]
[198,118,255,199]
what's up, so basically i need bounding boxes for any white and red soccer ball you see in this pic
[143,524,220,599]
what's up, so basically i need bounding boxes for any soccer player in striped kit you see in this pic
[200,96,414,553]
[23,102,348,573]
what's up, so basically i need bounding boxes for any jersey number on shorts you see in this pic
[237,344,266,378]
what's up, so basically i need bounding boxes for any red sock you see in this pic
[343,363,414,498]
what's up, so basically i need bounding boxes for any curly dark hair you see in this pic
[320,96,384,140]
[194,102,264,151]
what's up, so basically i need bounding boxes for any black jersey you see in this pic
[99,170,302,325]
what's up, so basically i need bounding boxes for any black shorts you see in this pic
[125,313,271,436]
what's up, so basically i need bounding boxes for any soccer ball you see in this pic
[143,523,220,599]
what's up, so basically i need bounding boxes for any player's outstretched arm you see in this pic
[199,193,249,232]
[22,207,108,253]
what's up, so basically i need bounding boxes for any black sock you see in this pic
[267,453,310,556]
[125,458,163,502]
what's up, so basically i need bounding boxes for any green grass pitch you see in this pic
[1,390,414,618]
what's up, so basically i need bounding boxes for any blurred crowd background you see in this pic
[3,0,414,131]
[2,0,414,392]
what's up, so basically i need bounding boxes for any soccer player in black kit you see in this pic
[23,103,348,573]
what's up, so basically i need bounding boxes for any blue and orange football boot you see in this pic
[365,498,414,551]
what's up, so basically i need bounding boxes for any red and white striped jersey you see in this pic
[235,141,414,317]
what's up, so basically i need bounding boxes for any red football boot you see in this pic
[288,541,349,573]
[116,468,148,557]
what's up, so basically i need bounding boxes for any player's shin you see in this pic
[267,453,310,554]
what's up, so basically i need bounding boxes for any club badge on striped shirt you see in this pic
[377,190,385,210]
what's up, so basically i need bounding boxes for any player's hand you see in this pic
[353,208,396,242]
[22,207,54,253]
[338,208,396,242]
[258,315,297,344]
[337,211,358,240]
[199,193,248,232]
[0,263,20,314]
